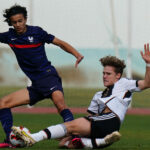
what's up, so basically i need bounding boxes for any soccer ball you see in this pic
[9,126,30,147]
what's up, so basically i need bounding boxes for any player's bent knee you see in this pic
[0,101,7,109]
[66,123,78,135]
[0,98,11,109]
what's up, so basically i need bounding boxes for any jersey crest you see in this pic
[28,36,34,43]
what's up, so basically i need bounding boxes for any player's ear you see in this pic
[116,73,121,80]
[25,18,27,23]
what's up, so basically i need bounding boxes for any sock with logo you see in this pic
[60,109,74,122]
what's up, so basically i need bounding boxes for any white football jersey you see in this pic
[87,78,141,123]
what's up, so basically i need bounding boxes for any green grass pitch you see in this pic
[0,87,150,149]
[0,114,150,150]
[0,86,150,107]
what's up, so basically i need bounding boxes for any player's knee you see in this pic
[66,123,77,135]
[0,98,10,109]
[67,125,74,134]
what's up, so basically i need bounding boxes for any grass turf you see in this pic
[0,114,150,150]
[0,86,150,108]
[0,87,150,149]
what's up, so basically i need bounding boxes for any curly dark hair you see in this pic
[3,4,27,26]
[100,56,126,75]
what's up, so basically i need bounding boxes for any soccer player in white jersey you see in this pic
[12,43,150,149]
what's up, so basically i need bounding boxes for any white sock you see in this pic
[81,138,106,149]
[31,130,48,142]
[81,138,93,148]
[95,138,106,146]
[47,124,67,139]
[31,124,67,142]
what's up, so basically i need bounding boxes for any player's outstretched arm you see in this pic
[52,37,84,68]
[138,43,150,90]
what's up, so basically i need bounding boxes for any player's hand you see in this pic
[59,136,72,148]
[141,43,150,64]
[75,55,84,68]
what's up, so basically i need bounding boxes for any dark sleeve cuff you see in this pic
[87,109,96,115]
[136,80,139,87]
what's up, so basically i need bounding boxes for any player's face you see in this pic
[10,14,27,35]
[103,66,121,87]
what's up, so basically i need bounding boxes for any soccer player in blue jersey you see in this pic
[0,5,83,148]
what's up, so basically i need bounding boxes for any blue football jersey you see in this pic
[0,25,56,81]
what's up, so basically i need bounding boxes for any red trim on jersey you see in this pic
[9,43,42,48]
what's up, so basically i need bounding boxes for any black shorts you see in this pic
[27,74,63,106]
[85,112,120,138]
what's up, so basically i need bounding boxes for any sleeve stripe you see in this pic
[87,110,97,115]
[136,80,139,87]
